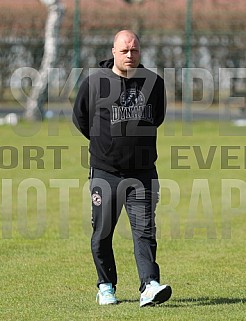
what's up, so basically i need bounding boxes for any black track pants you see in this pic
[89,167,160,293]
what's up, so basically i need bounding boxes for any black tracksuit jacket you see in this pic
[72,58,166,173]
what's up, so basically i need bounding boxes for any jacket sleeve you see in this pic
[72,77,91,140]
[154,76,166,128]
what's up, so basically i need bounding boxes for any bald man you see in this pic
[73,30,172,307]
[112,30,140,77]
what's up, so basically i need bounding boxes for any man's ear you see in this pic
[112,47,115,57]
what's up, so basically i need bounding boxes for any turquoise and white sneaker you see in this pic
[96,283,118,305]
[140,280,172,307]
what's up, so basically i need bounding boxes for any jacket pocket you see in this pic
[104,138,116,156]
[90,136,115,159]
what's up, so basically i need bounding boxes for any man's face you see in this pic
[112,33,140,77]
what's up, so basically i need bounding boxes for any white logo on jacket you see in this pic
[111,89,153,124]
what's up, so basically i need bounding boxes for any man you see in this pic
[73,30,172,307]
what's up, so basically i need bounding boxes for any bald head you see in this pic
[112,30,141,78]
[113,30,140,47]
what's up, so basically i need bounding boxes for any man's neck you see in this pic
[112,66,137,78]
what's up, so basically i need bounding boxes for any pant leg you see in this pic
[90,168,123,289]
[123,169,160,293]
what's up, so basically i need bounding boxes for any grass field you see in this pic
[0,120,245,321]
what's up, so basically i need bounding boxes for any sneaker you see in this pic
[96,283,118,305]
[140,280,172,307]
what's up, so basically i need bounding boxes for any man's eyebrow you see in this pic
[120,46,139,50]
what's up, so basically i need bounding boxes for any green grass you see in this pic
[0,120,246,321]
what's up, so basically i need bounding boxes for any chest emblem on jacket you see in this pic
[111,89,153,124]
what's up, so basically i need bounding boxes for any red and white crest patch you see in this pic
[92,192,102,206]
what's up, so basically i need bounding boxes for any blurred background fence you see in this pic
[0,0,246,105]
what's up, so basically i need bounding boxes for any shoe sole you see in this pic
[141,285,172,307]
[98,301,118,305]
[153,285,172,304]
[96,293,118,305]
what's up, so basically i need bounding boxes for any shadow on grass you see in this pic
[167,297,246,308]
[116,297,246,307]
[118,299,139,304]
